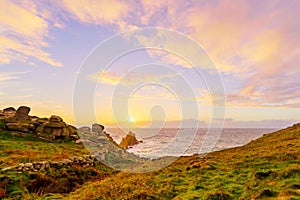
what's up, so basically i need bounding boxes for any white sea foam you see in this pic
[106,128,275,159]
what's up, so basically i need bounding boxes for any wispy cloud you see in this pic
[0,71,28,82]
[88,70,178,86]
[1,0,300,120]
[0,0,62,66]
[59,0,134,31]
[0,71,29,96]
[50,0,300,111]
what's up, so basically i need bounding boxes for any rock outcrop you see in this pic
[36,115,78,141]
[119,131,141,149]
[0,105,143,167]
[1,107,16,118]
[15,106,30,121]
[0,106,80,142]
[77,125,145,170]
[92,123,104,134]
[3,107,16,113]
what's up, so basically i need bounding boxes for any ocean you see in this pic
[106,128,276,159]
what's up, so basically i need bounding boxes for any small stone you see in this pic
[49,161,59,167]
[61,159,72,165]
[75,139,82,144]
[24,163,33,168]
[70,134,79,140]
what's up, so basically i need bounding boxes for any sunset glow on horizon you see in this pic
[1,0,300,128]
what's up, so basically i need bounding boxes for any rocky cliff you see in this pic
[0,106,146,171]
[0,106,78,141]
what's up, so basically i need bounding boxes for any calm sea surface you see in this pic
[106,128,276,159]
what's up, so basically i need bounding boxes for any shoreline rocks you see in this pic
[119,131,141,149]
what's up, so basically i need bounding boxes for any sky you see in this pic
[0,0,300,128]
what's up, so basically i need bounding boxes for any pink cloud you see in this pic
[0,0,62,66]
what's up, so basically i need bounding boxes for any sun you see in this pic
[128,117,134,122]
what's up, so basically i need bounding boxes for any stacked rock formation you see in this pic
[1,107,16,118]
[36,115,78,141]
[0,106,79,141]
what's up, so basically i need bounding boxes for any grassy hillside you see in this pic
[0,132,115,199]
[0,131,89,168]
[0,124,299,199]
[64,124,300,200]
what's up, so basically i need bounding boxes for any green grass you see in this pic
[63,124,300,200]
[0,131,89,168]
[1,123,300,199]
[0,131,114,199]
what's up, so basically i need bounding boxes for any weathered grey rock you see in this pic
[16,106,30,115]
[92,123,105,134]
[39,119,71,140]
[33,162,41,170]
[2,107,16,118]
[24,163,33,168]
[36,125,44,132]
[39,161,49,171]
[30,116,39,122]
[49,115,63,123]
[5,123,19,130]
[3,107,16,113]
[17,163,24,171]
[16,106,30,121]
[45,122,65,128]
[78,126,91,132]
[5,122,34,133]
[98,135,108,142]
[67,125,77,135]
[51,128,63,136]
[38,118,48,124]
